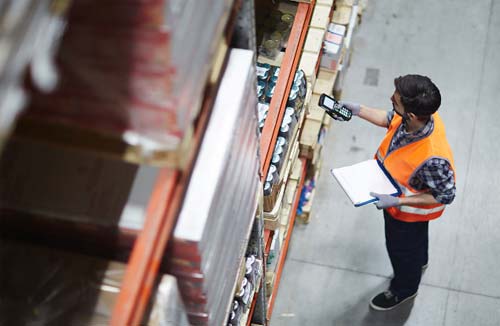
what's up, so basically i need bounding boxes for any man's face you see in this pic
[391,91,411,127]
[390,91,405,116]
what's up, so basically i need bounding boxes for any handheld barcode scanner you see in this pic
[318,93,353,121]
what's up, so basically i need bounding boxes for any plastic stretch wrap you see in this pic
[26,0,234,154]
[0,0,68,152]
[168,49,260,326]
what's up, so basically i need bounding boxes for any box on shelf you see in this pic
[303,28,326,56]
[320,22,346,73]
[263,181,286,230]
[299,51,319,84]
[310,3,332,30]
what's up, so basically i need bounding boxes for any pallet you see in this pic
[316,0,333,5]
[332,5,352,25]
[289,155,304,182]
[303,27,325,55]
[335,0,355,6]
[299,4,330,83]
[313,69,338,95]
[299,51,319,84]
[307,94,326,122]
[310,3,332,30]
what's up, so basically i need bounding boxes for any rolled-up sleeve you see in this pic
[411,158,456,204]
[386,110,395,127]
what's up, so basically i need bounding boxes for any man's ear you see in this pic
[407,112,416,121]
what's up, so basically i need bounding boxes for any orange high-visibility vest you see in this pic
[375,113,456,222]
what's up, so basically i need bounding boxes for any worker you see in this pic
[337,74,456,310]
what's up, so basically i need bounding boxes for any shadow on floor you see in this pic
[331,280,415,326]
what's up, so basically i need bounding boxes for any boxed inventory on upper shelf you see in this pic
[168,49,260,326]
[24,0,234,158]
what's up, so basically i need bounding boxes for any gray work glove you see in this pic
[339,101,361,116]
[370,192,400,210]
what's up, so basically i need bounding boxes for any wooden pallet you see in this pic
[332,5,352,25]
[314,69,339,95]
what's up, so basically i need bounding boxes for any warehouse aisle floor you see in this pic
[270,0,500,325]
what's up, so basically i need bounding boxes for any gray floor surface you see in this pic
[270,0,500,325]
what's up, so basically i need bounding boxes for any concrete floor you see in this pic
[270,0,500,325]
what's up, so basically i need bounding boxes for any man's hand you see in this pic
[326,111,347,121]
[339,101,361,116]
[370,192,400,209]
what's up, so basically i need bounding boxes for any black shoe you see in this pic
[370,290,417,311]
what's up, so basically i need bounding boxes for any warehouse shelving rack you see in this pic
[250,0,316,324]
[1,1,243,325]
[0,0,322,324]
[110,1,246,323]
[259,1,315,178]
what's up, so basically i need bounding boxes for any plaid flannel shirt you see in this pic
[386,111,456,204]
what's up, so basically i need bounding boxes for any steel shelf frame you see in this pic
[259,1,316,179]
[110,0,247,323]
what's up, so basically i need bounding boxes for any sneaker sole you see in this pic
[369,292,418,311]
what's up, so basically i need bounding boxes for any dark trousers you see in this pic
[384,210,429,298]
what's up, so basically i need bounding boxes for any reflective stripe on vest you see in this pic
[399,204,445,215]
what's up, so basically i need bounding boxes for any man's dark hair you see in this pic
[394,74,441,117]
